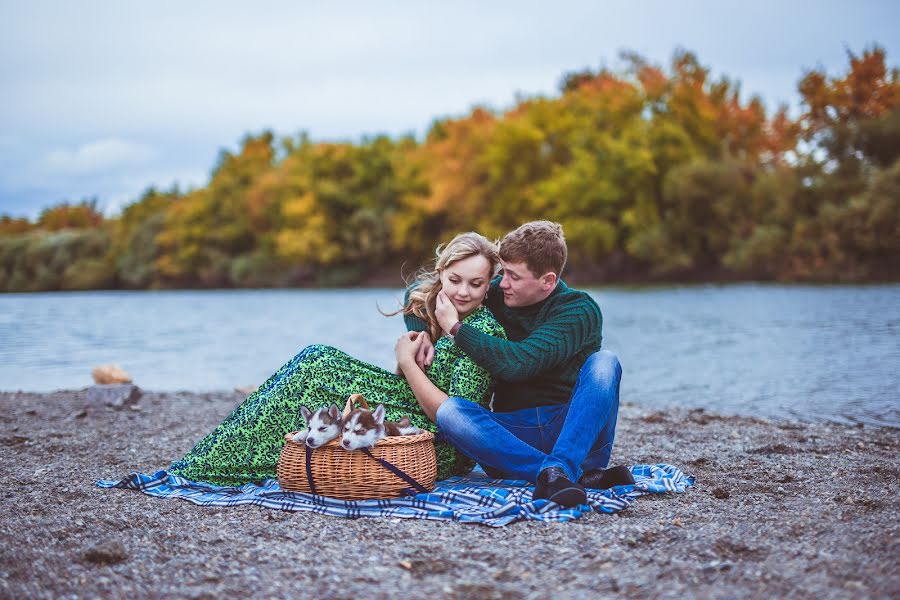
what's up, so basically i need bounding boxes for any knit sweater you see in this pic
[405,279,603,411]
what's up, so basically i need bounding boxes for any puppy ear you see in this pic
[328,403,340,420]
[372,404,385,424]
[300,405,312,422]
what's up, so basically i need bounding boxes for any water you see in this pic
[1,285,897,428]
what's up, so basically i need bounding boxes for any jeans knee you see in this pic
[583,350,622,380]
[435,396,466,430]
[436,396,484,438]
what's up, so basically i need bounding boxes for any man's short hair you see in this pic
[499,221,567,278]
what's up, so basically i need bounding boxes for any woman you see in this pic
[168,232,506,485]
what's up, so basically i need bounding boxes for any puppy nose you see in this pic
[342,439,350,448]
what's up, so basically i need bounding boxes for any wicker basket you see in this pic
[276,396,437,500]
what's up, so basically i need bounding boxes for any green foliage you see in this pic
[111,187,177,288]
[0,229,113,291]
[625,159,752,274]
[856,107,900,168]
[229,249,286,288]
[723,225,789,278]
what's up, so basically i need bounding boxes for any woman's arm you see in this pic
[403,285,435,368]
[395,331,448,422]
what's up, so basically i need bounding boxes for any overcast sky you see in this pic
[1,0,897,219]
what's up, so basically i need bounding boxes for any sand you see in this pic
[0,389,897,599]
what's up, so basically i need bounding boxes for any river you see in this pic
[1,284,897,427]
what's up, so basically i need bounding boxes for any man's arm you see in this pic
[453,297,602,382]
[403,286,428,332]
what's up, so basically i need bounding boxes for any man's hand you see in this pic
[415,331,435,370]
[435,292,460,336]
[395,331,425,373]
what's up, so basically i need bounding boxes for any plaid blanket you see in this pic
[97,464,693,527]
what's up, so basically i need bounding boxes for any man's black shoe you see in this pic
[579,465,635,490]
[533,467,587,507]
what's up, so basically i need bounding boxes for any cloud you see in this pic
[0,137,201,218]
[43,138,156,176]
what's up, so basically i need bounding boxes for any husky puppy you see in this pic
[341,404,419,451]
[292,404,343,448]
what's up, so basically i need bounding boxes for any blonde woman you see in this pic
[168,232,506,485]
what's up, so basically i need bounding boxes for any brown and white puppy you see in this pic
[340,404,419,451]
[292,404,343,448]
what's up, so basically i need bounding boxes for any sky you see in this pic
[1,0,898,219]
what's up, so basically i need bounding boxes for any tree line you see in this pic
[1,47,898,292]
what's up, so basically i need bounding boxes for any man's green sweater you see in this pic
[405,279,603,411]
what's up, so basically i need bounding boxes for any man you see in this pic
[406,221,631,508]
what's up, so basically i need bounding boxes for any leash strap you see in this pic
[361,448,430,496]
[304,445,318,496]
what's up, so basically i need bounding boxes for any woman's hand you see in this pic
[395,331,426,373]
[415,331,435,369]
[435,291,460,336]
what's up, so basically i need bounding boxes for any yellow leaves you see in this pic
[275,216,341,266]
[281,194,318,224]
[276,194,343,265]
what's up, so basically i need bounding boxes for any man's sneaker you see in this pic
[579,465,635,490]
[532,467,587,507]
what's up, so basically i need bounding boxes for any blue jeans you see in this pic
[435,350,622,483]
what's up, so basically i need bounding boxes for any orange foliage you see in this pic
[800,47,900,132]
[37,200,104,231]
[0,215,31,235]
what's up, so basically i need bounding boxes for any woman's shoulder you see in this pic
[463,306,507,338]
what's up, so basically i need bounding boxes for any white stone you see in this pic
[86,384,142,410]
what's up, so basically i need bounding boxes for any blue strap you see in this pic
[361,448,430,496]
[304,445,318,496]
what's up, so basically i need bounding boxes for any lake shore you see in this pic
[1,389,897,599]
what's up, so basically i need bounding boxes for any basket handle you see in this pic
[360,448,430,495]
[342,393,369,416]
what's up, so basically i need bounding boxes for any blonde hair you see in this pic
[402,232,499,341]
[499,221,567,278]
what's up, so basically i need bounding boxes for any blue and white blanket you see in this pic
[97,464,693,527]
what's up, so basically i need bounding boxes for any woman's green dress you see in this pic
[168,306,506,485]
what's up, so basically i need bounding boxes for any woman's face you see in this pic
[439,254,492,318]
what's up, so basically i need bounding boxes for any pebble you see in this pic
[1,389,895,599]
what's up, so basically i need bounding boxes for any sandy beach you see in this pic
[0,388,897,599]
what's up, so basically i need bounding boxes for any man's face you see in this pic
[498,260,555,307]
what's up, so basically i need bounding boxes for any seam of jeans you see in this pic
[547,405,568,428]
[494,408,544,430]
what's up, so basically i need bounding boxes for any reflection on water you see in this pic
[1,284,898,428]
